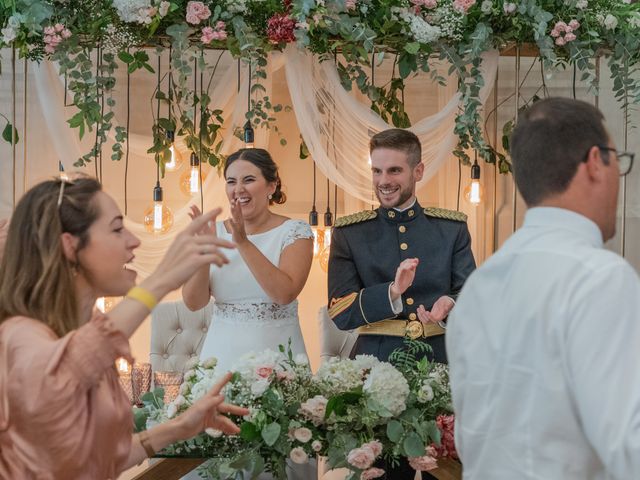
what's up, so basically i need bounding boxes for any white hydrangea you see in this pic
[603,13,618,30]
[316,358,364,394]
[363,362,409,416]
[225,0,248,14]
[112,0,154,24]
[576,0,588,8]
[351,354,380,373]
[481,0,492,14]
[630,13,640,29]
[402,12,442,44]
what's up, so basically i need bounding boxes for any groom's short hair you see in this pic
[511,97,609,206]
[370,129,422,167]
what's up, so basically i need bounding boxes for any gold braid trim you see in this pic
[334,209,377,228]
[328,292,358,319]
[424,207,468,222]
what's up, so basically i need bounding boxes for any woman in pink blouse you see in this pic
[0,176,248,479]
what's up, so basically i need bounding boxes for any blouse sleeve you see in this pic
[281,220,314,252]
[0,314,132,447]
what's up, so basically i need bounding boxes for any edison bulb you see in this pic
[319,245,330,273]
[165,144,183,172]
[143,202,174,233]
[464,179,484,205]
[312,227,325,258]
[179,167,208,196]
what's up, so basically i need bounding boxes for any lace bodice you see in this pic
[209,219,312,304]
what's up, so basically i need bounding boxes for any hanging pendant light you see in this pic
[309,161,323,257]
[179,57,206,195]
[144,53,174,234]
[244,62,255,148]
[164,129,183,172]
[464,151,484,205]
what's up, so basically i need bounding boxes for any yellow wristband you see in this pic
[126,286,158,312]
[138,430,156,458]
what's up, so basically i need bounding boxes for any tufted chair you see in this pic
[317,306,358,364]
[150,301,213,373]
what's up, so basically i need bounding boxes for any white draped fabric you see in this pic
[1,47,498,277]
[285,48,499,202]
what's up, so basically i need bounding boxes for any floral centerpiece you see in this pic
[0,0,638,171]
[134,341,458,479]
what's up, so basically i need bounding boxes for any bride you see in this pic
[182,148,315,479]
[182,147,313,381]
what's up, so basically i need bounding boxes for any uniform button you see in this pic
[388,211,396,218]
[408,209,415,217]
[176,328,182,334]
[409,313,417,321]
[406,298,414,305]
[400,243,408,250]
[163,353,169,359]
[399,225,406,233]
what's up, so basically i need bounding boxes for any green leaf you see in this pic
[261,422,281,446]
[403,432,426,457]
[387,420,404,442]
[404,42,420,55]
[2,122,18,144]
[240,422,260,441]
[118,51,134,64]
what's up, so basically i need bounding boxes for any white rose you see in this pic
[576,0,587,8]
[173,395,186,407]
[158,0,170,16]
[295,353,309,365]
[184,358,199,371]
[289,447,309,464]
[179,382,191,395]
[166,403,177,418]
[312,440,323,452]
[183,369,197,382]
[480,0,492,14]
[420,384,434,402]
[604,14,618,30]
[503,2,516,14]
[1,27,17,43]
[205,428,223,438]
[251,378,270,396]
[293,427,313,443]
[202,357,218,369]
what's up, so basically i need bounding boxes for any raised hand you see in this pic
[152,208,235,293]
[390,258,419,300]
[416,295,455,325]
[173,372,249,440]
[227,199,248,245]
[188,205,216,236]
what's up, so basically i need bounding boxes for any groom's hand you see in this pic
[390,258,419,301]
[417,295,455,324]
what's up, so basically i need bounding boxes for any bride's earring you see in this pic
[268,194,273,200]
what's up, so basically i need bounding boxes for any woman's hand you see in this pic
[188,205,216,236]
[148,208,235,295]
[173,372,249,440]
[227,199,248,245]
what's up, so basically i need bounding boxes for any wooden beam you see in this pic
[131,458,207,480]
[431,458,463,480]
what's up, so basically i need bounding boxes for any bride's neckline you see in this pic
[223,218,291,236]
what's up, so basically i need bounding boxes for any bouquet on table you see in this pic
[133,341,457,480]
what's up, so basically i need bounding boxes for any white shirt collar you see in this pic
[524,207,604,248]
[393,198,417,213]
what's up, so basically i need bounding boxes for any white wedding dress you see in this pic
[193,219,317,480]
[199,219,312,373]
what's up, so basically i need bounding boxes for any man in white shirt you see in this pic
[447,97,639,480]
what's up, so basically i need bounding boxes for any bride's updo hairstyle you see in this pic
[224,148,287,206]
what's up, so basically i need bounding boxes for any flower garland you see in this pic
[1,0,639,170]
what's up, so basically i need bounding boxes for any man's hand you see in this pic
[390,258,419,301]
[417,295,455,324]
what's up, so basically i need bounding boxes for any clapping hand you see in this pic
[227,199,248,245]
[174,372,249,440]
[188,205,216,236]
[416,296,455,325]
[390,258,419,300]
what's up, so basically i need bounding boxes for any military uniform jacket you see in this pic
[327,201,476,362]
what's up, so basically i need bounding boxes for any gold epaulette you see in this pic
[334,209,377,228]
[424,207,467,222]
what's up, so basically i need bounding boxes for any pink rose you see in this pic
[216,20,226,30]
[312,440,323,452]
[433,415,458,460]
[345,0,357,10]
[256,366,274,378]
[555,36,566,46]
[61,28,72,39]
[452,0,476,13]
[44,44,55,54]
[293,427,313,443]
[186,1,211,24]
[299,395,328,425]
[362,440,383,458]
[347,447,376,470]
[564,32,576,42]
[201,26,215,44]
[54,23,64,32]
[408,455,438,471]
[568,19,580,30]
[361,468,385,480]
[44,26,55,35]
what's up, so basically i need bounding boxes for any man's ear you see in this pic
[60,232,79,264]
[583,145,606,181]
[414,162,425,182]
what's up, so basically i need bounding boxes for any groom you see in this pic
[327,128,476,479]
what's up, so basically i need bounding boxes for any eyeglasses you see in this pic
[596,146,635,177]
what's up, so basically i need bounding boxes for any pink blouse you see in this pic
[0,314,134,479]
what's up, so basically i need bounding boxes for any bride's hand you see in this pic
[173,372,249,440]
[228,199,248,245]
